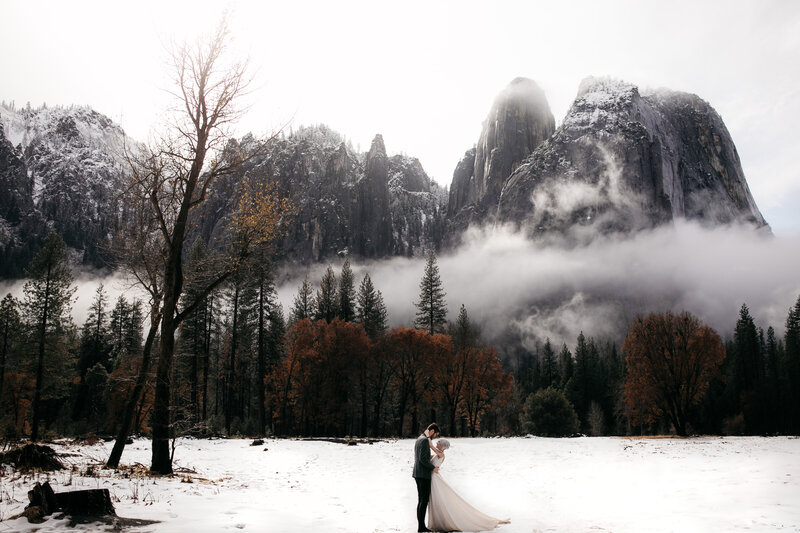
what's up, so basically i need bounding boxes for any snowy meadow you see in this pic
[1,436,798,532]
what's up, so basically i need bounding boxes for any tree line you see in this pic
[0,239,513,442]
[512,301,800,437]
[2,232,798,446]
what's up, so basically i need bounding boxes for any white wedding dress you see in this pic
[428,455,508,532]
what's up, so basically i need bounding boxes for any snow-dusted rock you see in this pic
[0,103,130,276]
[447,77,556,234]
[194,125,446,264]
[497,77,769,239]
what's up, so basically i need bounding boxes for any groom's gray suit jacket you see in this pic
[412,434,435,479]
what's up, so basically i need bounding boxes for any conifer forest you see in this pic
[2,232,799,453]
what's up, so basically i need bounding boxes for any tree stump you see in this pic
[28,481,58,515]
[13,484,117,524]
[55,488,116,516]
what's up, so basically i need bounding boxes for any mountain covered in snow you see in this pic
[447,77,556,237]
[446,77,769,239]
[0,106,447,275]
[0,76,770,277]
[193,125,448,264]
[0,103,130,276]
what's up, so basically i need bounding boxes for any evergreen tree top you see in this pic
[414,250,447,335]
[290,276,315,324]
[22,230,76,327]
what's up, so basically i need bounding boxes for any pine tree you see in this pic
[253,258,280,436]
[290,276,316,324]
[539,338,559,390]
[315,265,339,322]
[22,230,76,441]
[598,342,624,434]
[452,304,477,350]
[355,273,387,339]
[0,294,21,411]
[265,301,285,434]
[267,304,286,366]
[84,362,109,429]
[222,269,257,435]
[74,284,112,420]
[763,326,782,432]
[733,304,762,392]
[109,295,131,362]
[338,259,356,322]
[414,250,447,335]
[81,285,111,367]
[731,303,765,433]
[179,239,215,423]
[567,332,598,428]
[784,296,800,433]
[126,299,144,357]
[558,344,573,390]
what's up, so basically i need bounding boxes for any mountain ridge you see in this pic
[0,76,770,277]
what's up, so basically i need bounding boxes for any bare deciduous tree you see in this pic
[109,21,289,474]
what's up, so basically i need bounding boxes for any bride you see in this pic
[427,439,509,532]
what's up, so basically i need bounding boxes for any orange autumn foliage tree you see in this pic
[388,327,451,436]
[269,321,513,438]
[272,318,370,436]
[231,176,292,264]
[622,311,724,436]
[432,344,471,435]
[460,346,512,436]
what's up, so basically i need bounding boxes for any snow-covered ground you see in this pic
[1,436,798,532]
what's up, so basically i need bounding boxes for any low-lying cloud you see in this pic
[279,221,800,349]
[3,221,797,354]
[0,272,146,328]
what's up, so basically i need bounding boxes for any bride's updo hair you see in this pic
[437,439,450,451]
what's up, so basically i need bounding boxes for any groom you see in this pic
[413,422,440,532]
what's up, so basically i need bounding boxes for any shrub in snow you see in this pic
[522,387,580,437]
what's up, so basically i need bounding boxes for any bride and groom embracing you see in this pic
[413,423,510,532]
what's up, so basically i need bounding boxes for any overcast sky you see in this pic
[1,0,798,234]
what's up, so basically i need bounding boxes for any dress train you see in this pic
[427,456,508,532]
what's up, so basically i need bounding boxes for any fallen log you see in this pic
[294,436,386,445]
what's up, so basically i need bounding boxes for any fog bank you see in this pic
[279,221,800,348]
[2,221,797,351]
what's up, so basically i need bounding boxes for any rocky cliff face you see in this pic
[0,120,38,276]
[0,123,31,225]
[0,104,129,276]
[497,78,769,238]
[0,105,445,276]
[195,125,446,265]
[447,78,555,233]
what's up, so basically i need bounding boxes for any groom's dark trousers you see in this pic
[413,433,435,531]
[415,477,432,531]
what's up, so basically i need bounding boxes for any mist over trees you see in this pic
[2,236,799,443]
